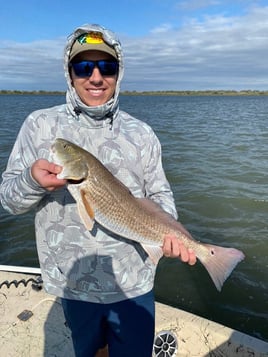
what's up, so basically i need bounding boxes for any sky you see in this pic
[1,0,268,91]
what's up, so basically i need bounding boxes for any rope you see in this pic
[0,276,43,290]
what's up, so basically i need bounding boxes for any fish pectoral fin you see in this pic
[77,189,95,231]
[141,244,163,265]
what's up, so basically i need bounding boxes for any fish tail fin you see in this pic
[198,244,245,291]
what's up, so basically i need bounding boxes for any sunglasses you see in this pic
[71,60,119,78]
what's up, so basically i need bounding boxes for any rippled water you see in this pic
[0,94,267,342]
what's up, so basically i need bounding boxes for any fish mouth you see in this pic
[67,178,85,184]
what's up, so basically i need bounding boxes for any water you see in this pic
[0,94,267,342]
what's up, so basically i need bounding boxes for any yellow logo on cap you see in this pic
[78,32,104,45]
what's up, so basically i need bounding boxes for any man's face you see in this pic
[70,50,118,107]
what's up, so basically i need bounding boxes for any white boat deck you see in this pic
[0,270,267,357]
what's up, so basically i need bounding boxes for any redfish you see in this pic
[51,138,245,291]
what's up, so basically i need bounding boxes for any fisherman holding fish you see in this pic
[0,24,244,357]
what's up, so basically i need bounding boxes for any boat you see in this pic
[0,265,267,357]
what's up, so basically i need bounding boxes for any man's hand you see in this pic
[162,234,197,265]
[31,159,67,191]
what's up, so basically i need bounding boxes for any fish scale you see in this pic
[84,173,166,245]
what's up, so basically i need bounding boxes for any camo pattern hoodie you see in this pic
[0,24,178,303]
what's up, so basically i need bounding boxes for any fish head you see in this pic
[50,138,89,181]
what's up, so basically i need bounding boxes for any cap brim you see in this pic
[69,42,117,61]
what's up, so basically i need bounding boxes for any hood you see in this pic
[64,24,124,125]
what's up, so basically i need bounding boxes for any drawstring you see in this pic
[74,107,82,116]
[74,106,114,129]
[107,112,114,130]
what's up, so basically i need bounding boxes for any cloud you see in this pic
[150,23,173,34]
[122,5,268,90]
[176,0,221,12]
[0,39,66,90]
[1,5,268,91]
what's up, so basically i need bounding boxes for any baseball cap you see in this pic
[69,32,117,61]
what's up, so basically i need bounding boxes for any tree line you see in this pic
[1,89,268,96]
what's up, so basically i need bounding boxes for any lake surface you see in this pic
[0,94,267,342]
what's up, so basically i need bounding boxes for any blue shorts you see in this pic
[61,290,155,357]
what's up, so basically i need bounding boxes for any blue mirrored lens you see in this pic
[71,60,118,77]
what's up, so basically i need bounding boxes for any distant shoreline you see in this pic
[1,89,268,96]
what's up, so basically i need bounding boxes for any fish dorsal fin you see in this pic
[141,244,164,265]
[77,189,95,231]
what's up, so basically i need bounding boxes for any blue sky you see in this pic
[1,0,268,91]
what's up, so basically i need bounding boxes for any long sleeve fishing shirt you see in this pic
[0,24,178,303]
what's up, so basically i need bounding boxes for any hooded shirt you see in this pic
[65,24,124,125]
[0,24,178,303]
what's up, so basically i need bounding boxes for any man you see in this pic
[0,24,196,357]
